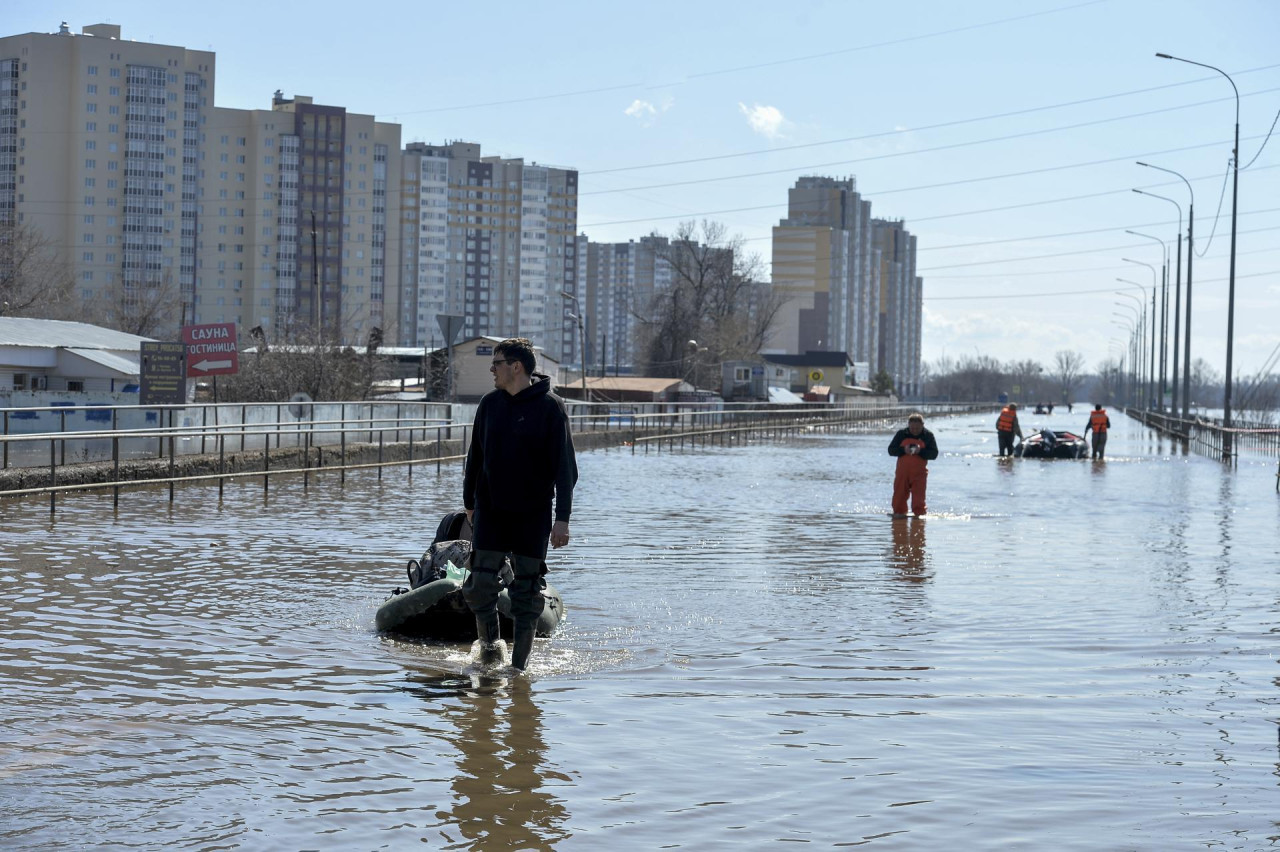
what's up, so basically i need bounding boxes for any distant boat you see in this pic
[1015,429,1088,459]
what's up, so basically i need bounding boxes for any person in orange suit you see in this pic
[1083,403,1111,459]
[995,402,1022,457]
[887,413,939,518]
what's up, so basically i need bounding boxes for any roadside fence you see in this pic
[0,399,993,510]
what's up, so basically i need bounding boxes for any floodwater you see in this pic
[2,409,1278,850]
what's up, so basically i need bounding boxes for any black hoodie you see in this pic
[463,373,578,522]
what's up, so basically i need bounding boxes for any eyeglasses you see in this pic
[490,358,518,367]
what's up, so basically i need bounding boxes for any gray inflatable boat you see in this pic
[375,571,565,640]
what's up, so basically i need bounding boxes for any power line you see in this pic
[581,87,1280,196]
[371,0,1112,118]
[584,63,1280,176]
[916,223,1280,271]
[578,133,1272,229]
[916,206,1280,252]
[922,267,1279,300]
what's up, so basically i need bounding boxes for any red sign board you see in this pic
[182,323,240,377]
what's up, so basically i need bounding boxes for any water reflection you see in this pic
[402,672,569,850]
[888,518,928,581]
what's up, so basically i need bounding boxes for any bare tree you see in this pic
[215,318,387,403]
[1187,358,1223,411]
[96,272,183,338]
[636,220,784,379]
[1008,358,1045,403]
[1052,349,1086,405]
[1093,357,1124,405]
[0,221,77,319]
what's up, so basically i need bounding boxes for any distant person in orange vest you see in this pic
[888,413,938,518]
[1083,404,1111,459]
[996,403,1022,457]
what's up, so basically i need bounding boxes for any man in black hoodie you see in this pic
[462,338,578,672]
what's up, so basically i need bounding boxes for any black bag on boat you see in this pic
[406,511,475,589]
[433,511,471,546]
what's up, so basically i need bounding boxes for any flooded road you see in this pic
[2,409,1278,849]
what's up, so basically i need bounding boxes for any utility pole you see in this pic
[310,210,319,330]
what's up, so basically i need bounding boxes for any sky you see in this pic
[12,0,1280,378]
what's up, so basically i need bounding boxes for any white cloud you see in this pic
[625,99,657,120]
[738,102,788,140]
[624,98,673,127]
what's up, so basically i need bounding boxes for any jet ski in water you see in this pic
[375,512,565,640]
[1015,428,1088,459]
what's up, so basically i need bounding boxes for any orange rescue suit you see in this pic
[997,407,1017,431]
[1089,409,1109,432]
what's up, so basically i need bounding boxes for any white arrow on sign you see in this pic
[191,359,233,372]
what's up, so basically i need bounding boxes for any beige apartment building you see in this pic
[871,218,922,397]
[771,176,875,360]
[202,94,401,345]
[770,175,922,395]
[0,23,214,327]
[2,22,400,348]
[399,141,578,359]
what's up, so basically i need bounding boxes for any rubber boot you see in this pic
[510,622,536,671]
[464,549,507,666]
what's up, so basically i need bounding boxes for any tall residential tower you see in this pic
[399,141,578,357]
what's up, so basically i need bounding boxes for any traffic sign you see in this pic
[140,341,187,405]
[182,323,239,377]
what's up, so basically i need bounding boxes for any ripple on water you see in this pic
[1,413,1278,848]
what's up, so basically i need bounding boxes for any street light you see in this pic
[1137,162,1196,421]
[1111,316,1139,407]
[1157,52,1239,458]
[1126,231,1168,411]
[1132,185,1185,418]
[1121,259,1159,410]
[558,290,588,402]
[1116,282,1149,408]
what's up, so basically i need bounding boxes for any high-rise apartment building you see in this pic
[1,23,402,344]
[575,235,673,372]
[770,176,922,394]
[771,176,874,359]
[870,219,922,397]
[399,141,578,357]
[0,23,214,325]
[202,94,401,341]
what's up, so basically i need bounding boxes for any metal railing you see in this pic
[0,398,992,509]
[1126,407,1280,463]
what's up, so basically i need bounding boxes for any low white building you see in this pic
[427,336,561,401]
[0,317,152,405]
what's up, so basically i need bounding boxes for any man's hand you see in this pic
[465,509,474,524]
[550,520,570,549]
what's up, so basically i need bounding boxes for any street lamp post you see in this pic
[1111,317,1138,407]
[1126,231,1168,411]
[1157,52,1239,458]
[1116,283,1148,408]
[558,290,588,402]
[1132,186,1184,419]
[1137,162,1195,421]
[1121,260,1158,410]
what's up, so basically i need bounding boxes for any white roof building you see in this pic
[0,317,152,400]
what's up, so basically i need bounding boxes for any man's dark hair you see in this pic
[495,338,536,375]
